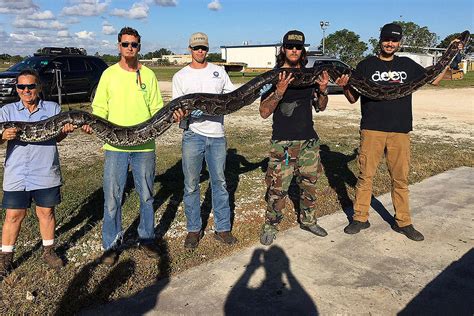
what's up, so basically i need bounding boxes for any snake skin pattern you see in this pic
[0,30,469,147]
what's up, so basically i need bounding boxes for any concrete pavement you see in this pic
[84,167,474,315]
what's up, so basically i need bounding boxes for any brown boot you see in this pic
[184,231,204,249]
[42,245,64,269]
[0,252,13,280]
[214,231,237,245]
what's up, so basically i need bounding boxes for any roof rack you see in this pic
[34,47,87,56]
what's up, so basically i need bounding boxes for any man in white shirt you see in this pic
[172,32,237,249]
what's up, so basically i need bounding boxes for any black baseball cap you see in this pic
[380,23,403,41]
[283,30,305,45]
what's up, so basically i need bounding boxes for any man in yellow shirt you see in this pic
[84,27,164,266]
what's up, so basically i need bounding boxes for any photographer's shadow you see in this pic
[224,246,318,315]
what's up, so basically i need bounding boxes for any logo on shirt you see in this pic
[213,71,220,78]
[371,70,407,83]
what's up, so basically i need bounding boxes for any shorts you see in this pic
[2,186,61,209]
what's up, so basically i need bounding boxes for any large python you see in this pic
[0,31,469,147]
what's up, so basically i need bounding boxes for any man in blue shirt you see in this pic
[0,69,74,280]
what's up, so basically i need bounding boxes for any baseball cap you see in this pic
[380,23,403,41]
[189,32,209,48]
[283,30,305,45]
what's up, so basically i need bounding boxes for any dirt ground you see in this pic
[2,85,471,167]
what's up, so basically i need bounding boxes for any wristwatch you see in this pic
[319,88,329,96]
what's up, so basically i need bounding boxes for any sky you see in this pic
[0,0,472,56]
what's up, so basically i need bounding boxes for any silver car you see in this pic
[306,56,351,94]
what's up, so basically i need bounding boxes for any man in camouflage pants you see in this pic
[259,30,330,245]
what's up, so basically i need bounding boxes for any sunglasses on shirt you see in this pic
[16,83,37,90]
[283,44,304,50]
[190,45,209,52]
[120,41,140,48]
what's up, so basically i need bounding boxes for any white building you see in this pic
[161,54,192,65]
[220,44,309,69]
[395,52,436,68]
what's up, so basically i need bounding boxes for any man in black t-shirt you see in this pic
[336,23,447,241]
[258,30,330,246]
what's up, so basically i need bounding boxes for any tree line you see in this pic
[322,21,472,67]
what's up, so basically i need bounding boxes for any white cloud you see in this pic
[154,0,178,6]
[10,32,42,43]
[102,22,116,35]
[0,0,39,14]
[57,30,70,38]
[66,17,81,24]
[75,30,95,40]
[13,19,67,30]
[110,2,149,19]
[61,0,109,16]
[30,10,55,20]
[207,0,221,11]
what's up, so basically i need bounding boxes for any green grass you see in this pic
[437,70,474,88]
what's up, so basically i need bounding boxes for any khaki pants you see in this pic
[353,130,412,227]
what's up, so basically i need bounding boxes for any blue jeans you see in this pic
[182,130,231,232]
[102,150,156,250]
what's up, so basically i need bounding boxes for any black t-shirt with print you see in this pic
[356,56,426,133]
[270,85,318,141]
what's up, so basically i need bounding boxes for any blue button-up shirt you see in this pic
[0,100,62,191]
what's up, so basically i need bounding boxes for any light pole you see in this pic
[320,21,329,55]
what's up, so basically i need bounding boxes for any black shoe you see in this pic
[392,224,424,241]
[300,223,328,237]
[100,249,119,267]
[344,220,370,234]
[184,231,204,249]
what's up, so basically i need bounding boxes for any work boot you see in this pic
[392,224,424,241]
[344,220,371,234]
[300,223,328,237]
[260,223,278,246]
[139,242,160,259]
[184,231,204,249]
[0,252,13,280]
[42,245,64,269]
[214,231,237,245]
[100,249,119,267]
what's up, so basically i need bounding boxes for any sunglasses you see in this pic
[120,41,140,48]
[284,44,304,50]
[16,83,37,90]
[190,45,209,52]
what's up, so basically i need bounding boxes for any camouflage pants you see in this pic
[264,139,323,226]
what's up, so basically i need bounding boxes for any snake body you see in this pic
[0,31,469,146]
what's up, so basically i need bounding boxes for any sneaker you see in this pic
[100,249,119,267]
[214,231,237,245]
[260,223,278,246]
[0,252,13,280]
[392,224,424,241]
[184,231,204,249]
[42,245,64,269]
[139,242,160,259]
[300,223,328,237]
[344,220,370,234]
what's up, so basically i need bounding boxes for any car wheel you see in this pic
[89,85,97,102]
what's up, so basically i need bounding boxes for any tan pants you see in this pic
[353,130,412,227]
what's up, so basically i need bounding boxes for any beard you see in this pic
[285,55,301,67]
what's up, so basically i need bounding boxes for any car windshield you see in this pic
[7,57,51,72]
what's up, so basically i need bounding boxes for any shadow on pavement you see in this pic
[398,248,474,316]
[225,245,319,315]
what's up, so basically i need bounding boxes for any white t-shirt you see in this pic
[172,62,235,138]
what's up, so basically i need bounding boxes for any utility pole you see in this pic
[320,21,329,55]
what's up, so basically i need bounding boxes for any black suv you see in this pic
[0,47,108,105]
[306,55,351,94]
